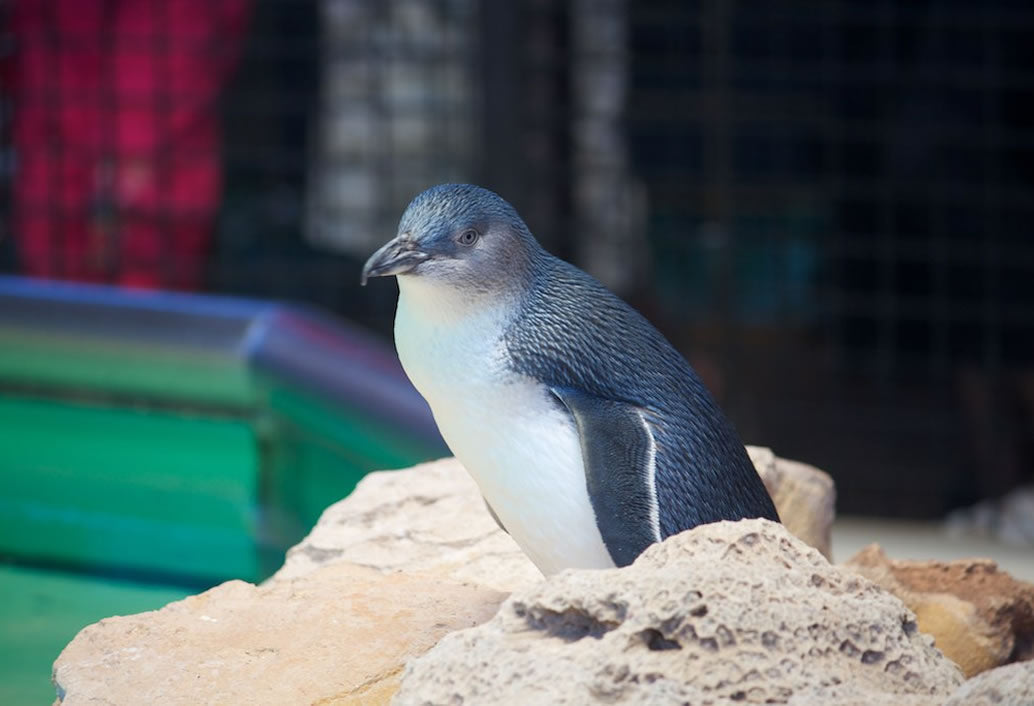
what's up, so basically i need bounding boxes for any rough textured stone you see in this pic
[786,688,941,706]
[845,544,1034,678]
[395,519,963,705]
[748,445,836,560]
[273,458,541,593]
[944,660,1034,706]
[53,563,505,706]
[277,449,834,592]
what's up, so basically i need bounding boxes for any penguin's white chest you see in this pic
[393,282,615,575]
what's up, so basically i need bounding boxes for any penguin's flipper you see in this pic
[483,497,509,534]
[550,385,662,567]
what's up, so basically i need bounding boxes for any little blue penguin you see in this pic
[362,184,779,575]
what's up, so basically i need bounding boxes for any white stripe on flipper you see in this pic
[637,409,662,542]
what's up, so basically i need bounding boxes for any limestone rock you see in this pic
[787,688,942,706]
[395,519,963,705]
[845,544,1034,678]
[277,449,834,593]
[748,445,835,560]
[54,563,505,706]
[273,458,541,593]
[944,660,1034,706]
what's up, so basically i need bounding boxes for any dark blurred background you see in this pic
[1,0,1032,519]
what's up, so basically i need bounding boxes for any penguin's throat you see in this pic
[396,274,515,327]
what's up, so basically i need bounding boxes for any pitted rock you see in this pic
[394,519,962,705]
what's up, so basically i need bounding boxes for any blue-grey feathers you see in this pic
[400,184,531,244]
[505,253,780,545]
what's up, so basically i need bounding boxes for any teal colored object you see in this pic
[0,275,445,704]
[0,564,191,706]
[0,396,263,580]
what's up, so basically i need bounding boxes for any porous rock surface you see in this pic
[53,563,504,706]
[846,544,1034,678]
[276,448,834,593]
[394,519,963,705]
[944,660,1034,706]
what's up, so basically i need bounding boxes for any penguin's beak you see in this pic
[360,236,429,286]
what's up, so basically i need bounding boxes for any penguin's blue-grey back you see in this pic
[504,251,779,535]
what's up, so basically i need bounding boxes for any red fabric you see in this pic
[10,0,250,290]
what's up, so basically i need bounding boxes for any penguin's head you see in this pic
[361,184,540,296]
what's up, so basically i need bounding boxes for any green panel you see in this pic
[263,383,442,530]
[295,440,368,526]
[0,564,193,706]
[0,396,262,581]
[267,383,437,471]
[0,329,255,408]
[265,433,368,535]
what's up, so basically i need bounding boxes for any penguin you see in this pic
[361,184,779,575]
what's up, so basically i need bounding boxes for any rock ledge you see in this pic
[395,518,964,705]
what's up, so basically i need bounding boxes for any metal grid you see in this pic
[629,1,1034,371]
[1,0,1031,516]
[624,1,1034,515]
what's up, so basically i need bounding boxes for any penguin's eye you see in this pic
[457,229,479,246]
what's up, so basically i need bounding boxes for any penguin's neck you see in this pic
[395,275,512,327]
[393,275,516,398]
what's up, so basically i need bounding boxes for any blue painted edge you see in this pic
[0,275,445,448]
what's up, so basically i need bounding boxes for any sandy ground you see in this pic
[832,516,1034,582]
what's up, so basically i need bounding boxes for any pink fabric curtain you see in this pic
[10,0,251,289]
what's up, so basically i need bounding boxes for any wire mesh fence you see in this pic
[1,0,1031,517]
